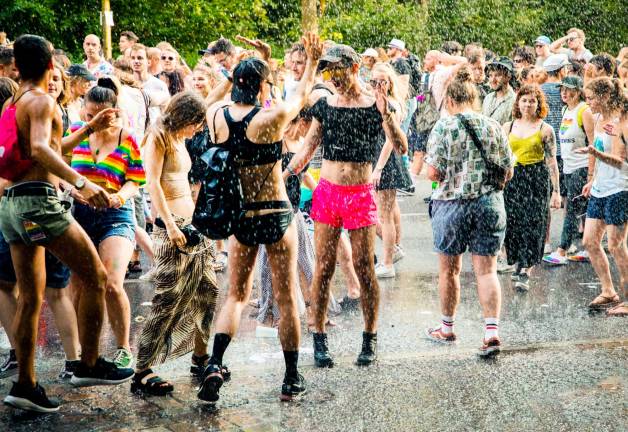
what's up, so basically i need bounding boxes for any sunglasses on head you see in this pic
[161,56,175,61]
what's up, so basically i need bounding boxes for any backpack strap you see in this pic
[140,89,151,132]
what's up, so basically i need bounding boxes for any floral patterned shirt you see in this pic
[425,112,513,200]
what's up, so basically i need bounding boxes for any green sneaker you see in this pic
[112,348,134,368]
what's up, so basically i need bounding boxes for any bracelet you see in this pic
[85,125,94,136]
[113,193,126,206]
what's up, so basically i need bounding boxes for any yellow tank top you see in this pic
[509,128,545,166]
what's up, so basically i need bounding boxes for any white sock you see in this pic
[441,315,454,335]
[484,318,499,340]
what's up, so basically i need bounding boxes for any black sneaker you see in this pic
[0,349,18,379]
[280,373,307,401]
[313,333,334,368]
[70,357,134,387]
[59,360,81,380]
[3,381,60,413]
[197,364,224,403]
[514,273,530,292]
[356,331,377,366]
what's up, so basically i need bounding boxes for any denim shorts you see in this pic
[408,130,429,154]
[73,201,136,246]
[587,191,628,226]
[431,192,506,256]
[0,232,70,289]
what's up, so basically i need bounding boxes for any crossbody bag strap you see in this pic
[457,114,490,165]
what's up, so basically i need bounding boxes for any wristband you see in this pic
[85,125,94,136]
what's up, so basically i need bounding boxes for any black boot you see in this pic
[313,333,334,368]
[280,372,307,401]
[356,331,377,366]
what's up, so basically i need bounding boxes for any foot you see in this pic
[567,250,589,262]
[130,369,174,396]
[0,349,18,379]
[375,263,395,279]
[280,373,307,401]
[197,364,224,403]
[542,251,568,265]
[313,333,334,368]
[70,357,134,387]
[339,295,360,311]
[607,302,628,317]
[392,245,406,263]
[478,337,501,358]
[356,332,377,366]
[58,360,81,380]
[112,347,134,368]
[425,326,456,344]
[588,294,621,310]
[3,381,60,413]
[497,257,516,274]
[514,272,530,292]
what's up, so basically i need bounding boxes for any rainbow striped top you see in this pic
[70,122,146,192]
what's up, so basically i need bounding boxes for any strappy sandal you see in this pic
[588,294,621,310]
[606,302,628,317]
[130,369,174,396]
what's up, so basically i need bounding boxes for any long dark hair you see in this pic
[158,70,185,96]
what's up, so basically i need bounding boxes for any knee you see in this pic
[582,236,600,253]
[608,239,627,257]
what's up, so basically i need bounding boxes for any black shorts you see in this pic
[408,130,429,154]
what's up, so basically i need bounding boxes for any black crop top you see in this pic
[309,97,386,163]
[223,107,282,167]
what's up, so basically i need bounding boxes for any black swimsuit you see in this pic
[222,106,293,246]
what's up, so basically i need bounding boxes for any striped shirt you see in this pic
[70,122,146,191]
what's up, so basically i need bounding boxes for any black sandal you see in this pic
[131,369,174,396]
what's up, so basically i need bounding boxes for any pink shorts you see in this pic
[310,178,378,230]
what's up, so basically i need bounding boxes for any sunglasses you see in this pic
[369,79,388,87]
[567,37,579,42]
[161,56,175,61]
[321,67,347,82]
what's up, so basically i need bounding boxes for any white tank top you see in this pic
[559,102,589,174]
[591,121,628,198]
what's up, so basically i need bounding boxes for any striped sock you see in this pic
[484,318,499,340]
[440,315,454,335]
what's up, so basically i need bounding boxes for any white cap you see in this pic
[543,54,570,72]
[361,48,378,58]
[388,38,405,51]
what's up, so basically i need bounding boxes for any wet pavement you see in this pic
[1,178,626,431]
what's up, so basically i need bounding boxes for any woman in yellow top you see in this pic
[502,84,561,292]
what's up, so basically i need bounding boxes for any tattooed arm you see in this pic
[542,123,561,209]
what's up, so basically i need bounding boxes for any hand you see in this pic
[374,84,390,117]
[88,108,118,132]
[109,193,123,209]
[301,32,323,64]
[371,167,383,188]
[550,191,561,209]
[235,35,271,61]
[582,181,593,198]
[77,180,110,208]
[166,223,187,249]
[574,146,594,155]
[69,188,89,206]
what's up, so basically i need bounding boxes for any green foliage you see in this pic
[1,0,626,65]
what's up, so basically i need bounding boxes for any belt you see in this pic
[3,182,58,198]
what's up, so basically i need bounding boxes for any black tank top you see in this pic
[309,97,385,164]
[223,107,282,167]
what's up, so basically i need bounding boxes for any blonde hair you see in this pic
[371,62,407,119]
[52,61,70,106]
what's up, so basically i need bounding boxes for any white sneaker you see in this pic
[544,243,552,254]
[375,263,395,278]
[497,257,516,273]
[566,245,578,255]
[392,245,405,263]
[542,252,568,265]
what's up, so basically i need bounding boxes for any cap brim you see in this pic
[198,49,210,55]
[557,83,578,89]
[317,58,342,72]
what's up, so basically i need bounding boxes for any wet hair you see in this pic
[13,34,52,81]
[441,40,463,56]
[511,46,535,65]
[0,76,18,107]
[371,62,407,119]
[209,38,235,56]
[445,65,478,107]
[158,70,185,96]
[567,61,584,77]
[120,30,139,42]
[147,91,206,154]
[589,53,615,77]
[52,61,70,106]
[512,84,548,119]
[0,47,14,66]
[53,53,71,69]
[85,77,118,107]
[289,43,306,56]
[585,77,625,112]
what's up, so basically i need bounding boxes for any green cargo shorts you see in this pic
[0,182,73,245]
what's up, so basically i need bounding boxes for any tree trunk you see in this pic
[301,0,318,33]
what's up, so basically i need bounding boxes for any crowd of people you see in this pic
[0,26,626,413]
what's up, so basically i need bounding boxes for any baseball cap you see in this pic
[361,48,378,58]
[198,43,212,56]
[485,56,514,75]
[66,64,96,81]
[317,44,361,72]
[543,54,570,72]
[231,57,270,105]
[535,36,551,46]
[557,75,583,90]
[388,38,405,51]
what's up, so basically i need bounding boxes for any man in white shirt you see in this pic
[550,28,593,63]
[129,43,170,125]
[82,34,113,78]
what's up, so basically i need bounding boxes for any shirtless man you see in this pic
[0,34,133,413]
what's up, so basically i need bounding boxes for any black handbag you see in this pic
[457,114,508,191]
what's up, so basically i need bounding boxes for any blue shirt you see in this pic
[541,82,564,155]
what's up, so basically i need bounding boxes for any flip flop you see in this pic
[606,302,628,317]
[588,294,621,310]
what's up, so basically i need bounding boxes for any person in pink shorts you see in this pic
[285,44,407,367]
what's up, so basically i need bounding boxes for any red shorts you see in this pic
[310,178,378,230]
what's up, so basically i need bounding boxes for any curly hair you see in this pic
[585,77,625,113]
[512,84,548,119]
